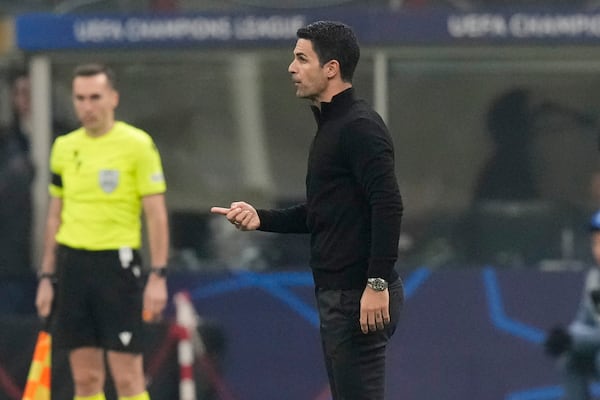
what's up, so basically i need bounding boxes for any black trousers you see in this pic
[315,279,404,400]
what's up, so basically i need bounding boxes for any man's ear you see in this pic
[112,90,120,108]
[325,60,340,79]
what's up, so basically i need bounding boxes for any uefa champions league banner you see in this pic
[15,12,309,50]
[15,9,600,51]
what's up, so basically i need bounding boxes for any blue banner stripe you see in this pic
[483,267,545,344]
[190,276,253,299]
[16,9,600,51]
[403,267,431,299]
[236,270,320,327]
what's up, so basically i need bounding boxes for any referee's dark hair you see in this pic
[73,63,117,89]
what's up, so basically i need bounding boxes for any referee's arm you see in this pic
[36,196,62,318]
[142,193,169,317]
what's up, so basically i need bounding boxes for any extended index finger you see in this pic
[210,206,230,215]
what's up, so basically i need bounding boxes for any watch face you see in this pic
[368,278,387,291]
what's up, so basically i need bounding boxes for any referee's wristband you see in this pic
[150,266,167,278]
[37,272,57,283]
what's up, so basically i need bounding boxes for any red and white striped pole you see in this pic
[174,292,197,400]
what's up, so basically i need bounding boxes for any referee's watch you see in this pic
[367,278,388,291]
[150,266,168,278]
[37,271,57,283]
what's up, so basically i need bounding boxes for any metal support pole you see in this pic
[373,50,389,124]
[230,53,273,199]
[29,56,52,268]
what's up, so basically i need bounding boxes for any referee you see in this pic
[35,63,169,400]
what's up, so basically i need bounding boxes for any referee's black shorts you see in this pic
[51,245,146,353]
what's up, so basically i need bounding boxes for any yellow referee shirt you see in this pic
[49,121,166,250]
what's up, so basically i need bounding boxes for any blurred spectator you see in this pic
[0,73,35,278]
[11,70,76,139]
[473,88,539,202]
[10,71,32,152]
[0,121,34,278]
[0,72,36,315]
[402,89,547,269]
[473,87,596,204]
[544,210,600,399]
[459,87,595,267]
[564,170,600,266]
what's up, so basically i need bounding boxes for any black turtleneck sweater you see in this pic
[257,88,403,290]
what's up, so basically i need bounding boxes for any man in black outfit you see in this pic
[211,21,404,399]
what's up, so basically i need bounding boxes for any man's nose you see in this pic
[81,99,94,111]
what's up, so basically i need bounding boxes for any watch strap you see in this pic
[150,266,167,277]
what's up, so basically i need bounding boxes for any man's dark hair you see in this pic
[73,63,117,89]
[297,21,360,83]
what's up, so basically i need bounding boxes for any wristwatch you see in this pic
[37,271,57,283]
[150,266,168,278]
[367,277,388,291]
